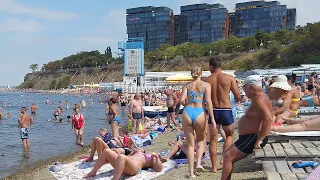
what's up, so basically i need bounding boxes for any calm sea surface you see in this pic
[0,92,128,178]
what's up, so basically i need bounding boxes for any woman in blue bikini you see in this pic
[179,65,216,178]
[109,98,121,138]
[84,148,163,179]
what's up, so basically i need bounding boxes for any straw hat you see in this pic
[270,75,292,91]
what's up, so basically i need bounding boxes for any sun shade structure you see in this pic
[165,74,193,83]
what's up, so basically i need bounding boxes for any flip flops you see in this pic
[196,166,205,172]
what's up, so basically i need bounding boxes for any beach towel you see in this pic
[131,135,152,147]
[50,156,176,180]
[172,152,209,164]
[306,165,320,180]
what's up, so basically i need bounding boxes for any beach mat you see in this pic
[272,131,320,137]
[50,156,176,180]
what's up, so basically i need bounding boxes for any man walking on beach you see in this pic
[221,75,272,180]
[205,57,240,173]
[164,89,179,132]
[18,107,32,158]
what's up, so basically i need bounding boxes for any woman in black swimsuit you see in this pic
[120,96,126,115]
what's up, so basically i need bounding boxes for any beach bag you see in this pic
[128,119,132,131]
[139,122,144,131]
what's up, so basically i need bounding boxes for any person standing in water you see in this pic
[89,95,93,105]
[45,98,50,104]
[18,107,32,158]
[205,57,240,173]
[29,103,38,115]
[109,98,121,138]
[72,108,85,146]
[65,100,69,110]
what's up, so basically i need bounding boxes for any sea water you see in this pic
[0,92,129,178]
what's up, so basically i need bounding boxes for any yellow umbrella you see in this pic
[165,74,193,83]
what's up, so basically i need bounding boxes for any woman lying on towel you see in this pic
[84,148,164,179]
[300,96,320,107]
[271,117,320,133]
[159,138,206,162]
[85,129,133,162]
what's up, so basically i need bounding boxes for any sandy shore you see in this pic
[3,130,265,180]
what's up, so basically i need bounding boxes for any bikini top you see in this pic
[187,83,206,103]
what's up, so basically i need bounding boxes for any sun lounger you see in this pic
[298,107,320,115]
[269,131,320,142]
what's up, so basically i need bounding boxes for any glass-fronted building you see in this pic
[126,6,173,51]
[286,8,296,31]
[126,1,296,51]
[179,3,229,43]
[233,1,296,37]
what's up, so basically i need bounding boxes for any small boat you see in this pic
[143,106,183,118]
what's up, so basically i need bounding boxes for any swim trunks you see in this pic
[20,128,29,139]
[168,107,174,113]
[121,102,126,107]
[234,134,268,154]
[123,147,132,155]
[308,85,315,91]
[208,108,234,126]
[132,113,142,120]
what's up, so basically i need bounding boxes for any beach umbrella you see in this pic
[165,74,193,83]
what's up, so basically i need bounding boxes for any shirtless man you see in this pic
[205,57,240,172]
[130,94,144,134]
[221,75,273,180]
[0,108,2,119]
[18,107,32,158]
[174,90,182,119]
[164,89,179,132]
[30,103,38,115]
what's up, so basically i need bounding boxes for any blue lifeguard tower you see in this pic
[118,38,145,93]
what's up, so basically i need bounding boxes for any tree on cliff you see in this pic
[29,64,38,73]
[105,46,112,58]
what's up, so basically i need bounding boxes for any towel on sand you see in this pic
[50,156,176,180]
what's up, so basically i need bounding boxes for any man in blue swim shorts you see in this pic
[205,57,240,173]
[18,107,32,158]
[221,75,273,180]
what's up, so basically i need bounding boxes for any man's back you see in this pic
[206,72,238,108]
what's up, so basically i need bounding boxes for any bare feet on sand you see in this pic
[85,157,93,162]
[160,156,168,163]
[84,171,96,178]
[167,141,174,147]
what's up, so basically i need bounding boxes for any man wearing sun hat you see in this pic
[268,75,292,126]
[221,75,273,180]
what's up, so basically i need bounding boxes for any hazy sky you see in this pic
[0,0,318,85]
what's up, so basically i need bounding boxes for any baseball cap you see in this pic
[242,75,262,86]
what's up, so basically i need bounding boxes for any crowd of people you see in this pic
[11,57,320,180]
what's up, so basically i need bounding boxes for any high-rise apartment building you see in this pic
[232,1,296,37]
[126,1,296,51]
[286,8,297,31]
[126,6,173,51]
[179,3,229,43]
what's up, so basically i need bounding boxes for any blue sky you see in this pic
[0,0,318,85]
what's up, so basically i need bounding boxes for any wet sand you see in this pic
[3,130,265,180]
